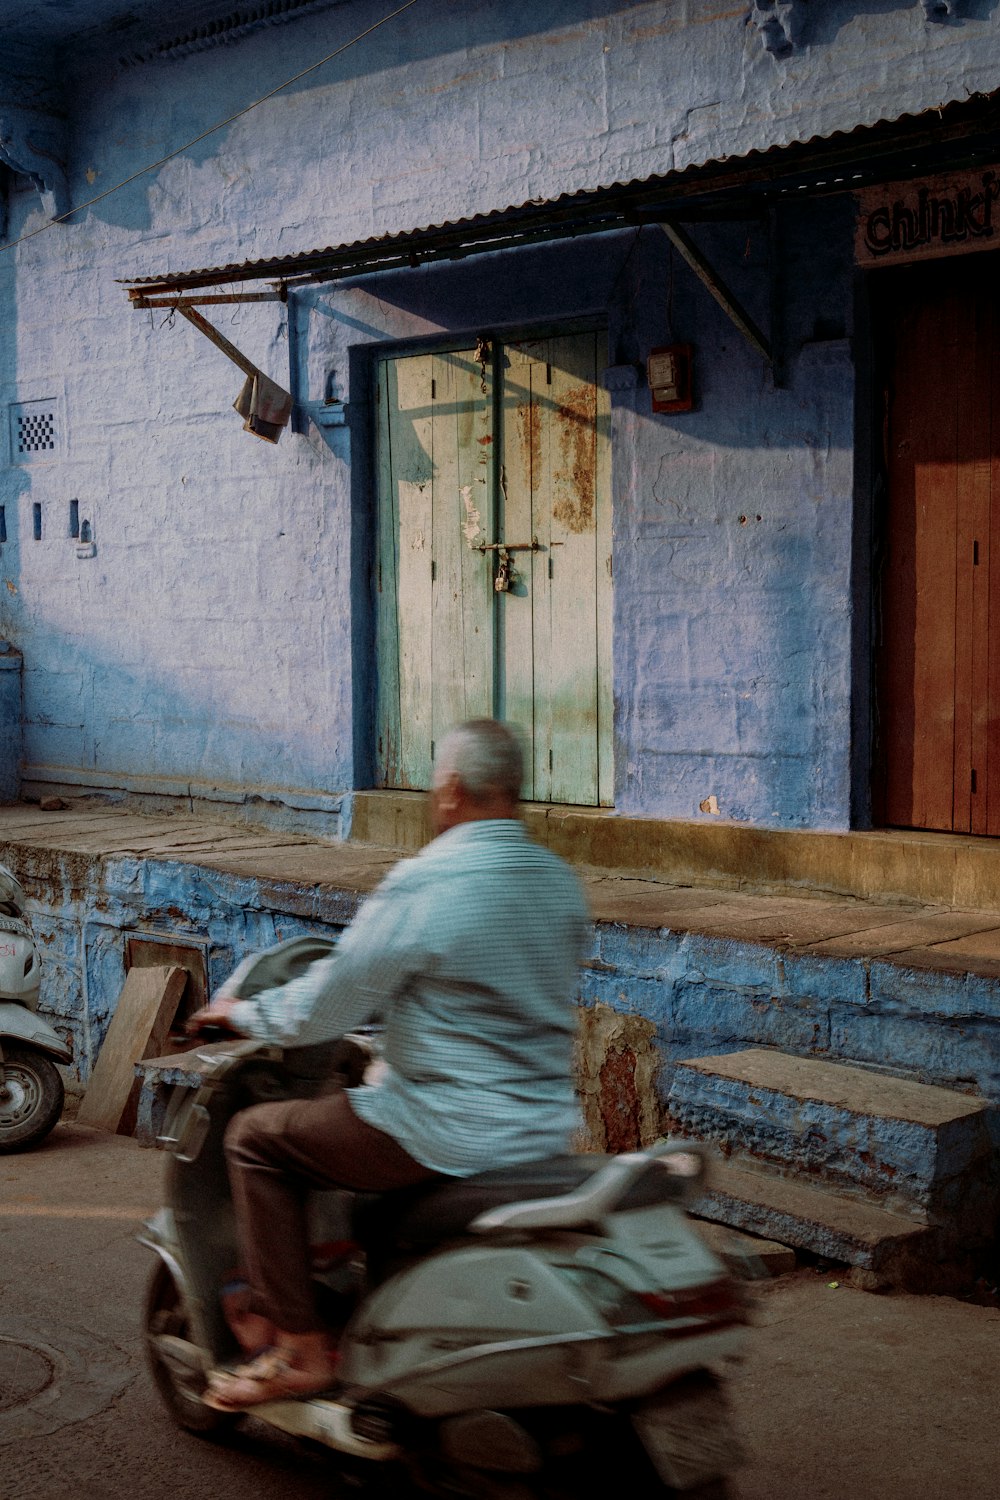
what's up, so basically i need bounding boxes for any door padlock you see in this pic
[494,547,515,592]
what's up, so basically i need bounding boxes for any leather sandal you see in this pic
[202,1348,338,1411]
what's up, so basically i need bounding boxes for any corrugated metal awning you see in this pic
[123,91,1000,302]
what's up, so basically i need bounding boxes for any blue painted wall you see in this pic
[0,1,998,830]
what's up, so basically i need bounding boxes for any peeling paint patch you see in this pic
[577,1003,662,1152]
[460,485,482,546]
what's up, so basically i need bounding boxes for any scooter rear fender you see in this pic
[0,1002,72,1063]
[138,1213,189,1301]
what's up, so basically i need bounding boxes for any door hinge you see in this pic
[431,378,437,399]
[972,768,978,794]
[549,749,553,772]
[974,539,980,565]
[431,559,436,582]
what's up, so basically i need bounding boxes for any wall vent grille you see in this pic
[9,400,60,463]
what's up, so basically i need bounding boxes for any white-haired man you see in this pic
[188,718,589,1410]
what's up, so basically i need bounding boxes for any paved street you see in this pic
[1,1120,998,1500]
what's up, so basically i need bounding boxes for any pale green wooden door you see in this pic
[375,333,612,805]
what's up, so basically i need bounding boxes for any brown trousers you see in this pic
[223,1090,441,1333]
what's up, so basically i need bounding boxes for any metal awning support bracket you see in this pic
[660,220,776,376]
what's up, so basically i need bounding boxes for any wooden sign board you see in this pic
[855,167,1000,269]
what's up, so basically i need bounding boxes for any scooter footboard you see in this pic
[631,1373,744,1491]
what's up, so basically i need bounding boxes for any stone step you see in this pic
[666,1049,993,1225]
[692,1219,797,1278]
[692,1158,935,1288]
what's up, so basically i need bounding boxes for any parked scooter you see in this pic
[0,863,71,1152]
[141,938,747,1497]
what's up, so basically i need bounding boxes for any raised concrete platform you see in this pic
[3,796,1000,1290]
[7,799,1000,974]
[694,1158,934,1287]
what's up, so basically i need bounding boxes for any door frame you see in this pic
[363,317,613,801]
[865,249,1000,836]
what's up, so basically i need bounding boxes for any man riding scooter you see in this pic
[186,718,589,1411]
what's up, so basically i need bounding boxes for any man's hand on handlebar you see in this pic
[186,996,245,1040]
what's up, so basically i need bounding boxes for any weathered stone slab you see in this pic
[693,1219,797,1278]
[667,1049,993,1222]
[800,913,1000,958]
[692,1159,931,1278]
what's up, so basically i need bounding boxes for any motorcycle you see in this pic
[140,938,748,1498]
[0,862,71,1152]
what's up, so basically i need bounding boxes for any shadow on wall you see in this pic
[0,200,28,791]
[64,0,656,238]
[806,0,1000,50]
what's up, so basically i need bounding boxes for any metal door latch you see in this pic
[478,537,539,592]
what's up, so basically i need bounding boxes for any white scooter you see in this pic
[140,939,748,1498]
[0,862,71,1152]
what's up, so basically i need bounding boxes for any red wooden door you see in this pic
[874,254,1000,835]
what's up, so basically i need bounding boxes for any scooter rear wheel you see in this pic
[0,1043,64,1152]
[144,1260,236,1436]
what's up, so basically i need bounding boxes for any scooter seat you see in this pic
[360,1153,669,1256]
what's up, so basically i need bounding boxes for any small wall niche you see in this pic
[124,935,209,1050]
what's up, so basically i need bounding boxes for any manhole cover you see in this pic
[0,1322,133,1442]
[0,1338,55,1410]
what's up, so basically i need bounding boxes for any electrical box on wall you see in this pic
[647,344,693,413]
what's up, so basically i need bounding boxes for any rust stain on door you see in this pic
[553,384,596,532]
[517,399,541,482]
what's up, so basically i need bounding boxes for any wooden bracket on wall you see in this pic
[173,305,294,443]
[659,220,774,372]
[175,305,263,377]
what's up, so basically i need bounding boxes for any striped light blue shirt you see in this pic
[228,819,590,1176]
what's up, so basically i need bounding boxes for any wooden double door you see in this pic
[374,330,613,805]
[874,254,1000,835]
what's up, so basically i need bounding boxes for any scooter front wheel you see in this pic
[144,1260,236,1436]
[0,1043,64,1152]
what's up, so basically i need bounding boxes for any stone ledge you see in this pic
[348,789,1000,912]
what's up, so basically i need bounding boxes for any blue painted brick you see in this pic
[672,981,829,1053]
[868,960,1000,1023]
[578,968,672,1021]
[594,923,675,977]
[676,933,780,991]
[779,951,868,1006]
[829,1009,1000,1098]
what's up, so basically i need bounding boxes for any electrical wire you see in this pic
[0,0,421,255]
